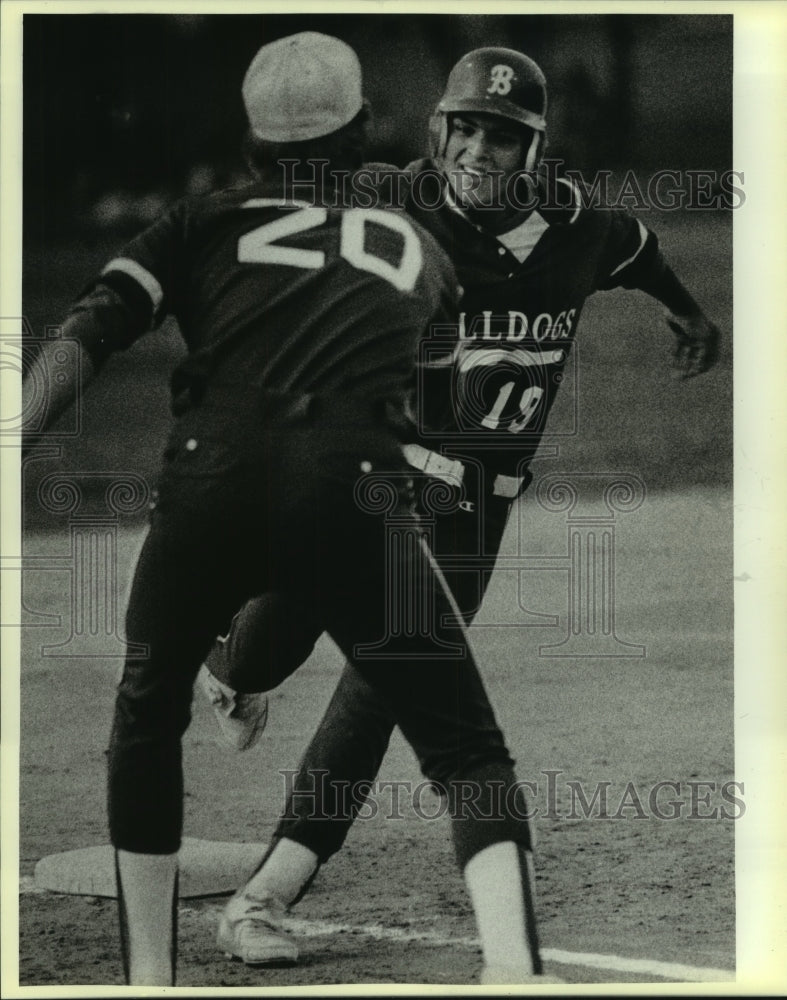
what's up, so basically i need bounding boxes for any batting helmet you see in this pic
[430,47,548,170]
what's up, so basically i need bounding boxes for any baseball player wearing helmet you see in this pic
[196,46,721,978]
[23,35,561,986]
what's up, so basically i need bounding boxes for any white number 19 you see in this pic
[481,381,544,432]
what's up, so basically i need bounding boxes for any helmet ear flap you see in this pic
[524,129,545,172]
[428,111,449,158]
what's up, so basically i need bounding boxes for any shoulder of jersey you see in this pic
[356,161,414,209]
[362,160,410,179]
[355,162,449,266]
[403,157,441,192]
[357,158,444,212]
[534,171,587,226]
[173,182,270,222]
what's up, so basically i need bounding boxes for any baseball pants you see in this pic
[206,459,521,863]
[108,389,529,870]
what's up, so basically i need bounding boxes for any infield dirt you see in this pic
[17,485,734,987]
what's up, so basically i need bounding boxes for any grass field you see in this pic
[16,482,734,987]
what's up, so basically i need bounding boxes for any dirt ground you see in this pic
[14,485,735,989]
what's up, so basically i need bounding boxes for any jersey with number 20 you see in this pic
[92,180,459,408]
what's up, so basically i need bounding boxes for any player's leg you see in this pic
[415,475,550,981]
[272,451,547,979]
[270,663,395,862]
[108,485,265,984]
[199,463,514,750]
[204,593,321,693]
[199,594,323,750]
[316,524,549,980]
[422,485,555,983]
[263,473,514,854]
[426,461,516,621]
[223,519,548,979]
[115,849,179,986]
[217,473,518,963]
[216,661,397,965]
[208,463,512,769]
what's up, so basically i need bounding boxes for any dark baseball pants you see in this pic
[206,461,520,864]
[108,393,528,870]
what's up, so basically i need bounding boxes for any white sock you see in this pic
[464,841,540,974]
[116,850,178,985]
[242,838,319,906]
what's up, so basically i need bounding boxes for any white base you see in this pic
[33,838,267,898]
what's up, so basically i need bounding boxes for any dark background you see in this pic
[21,13,733,516]
[24,13,732,227]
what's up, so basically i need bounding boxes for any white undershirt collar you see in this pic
[444,182,550,264]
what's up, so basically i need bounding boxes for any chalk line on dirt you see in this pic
[274,915,734,983]
[18,878,733,982]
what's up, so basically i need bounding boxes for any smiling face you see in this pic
[442,112,527,212]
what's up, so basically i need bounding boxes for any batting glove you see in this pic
[666,311,721,379]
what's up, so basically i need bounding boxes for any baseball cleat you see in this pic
[480,966,566,985]
[198,662,268,752]
[217,890,299,966]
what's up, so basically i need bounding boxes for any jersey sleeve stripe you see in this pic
[608,219,649,277]
[241,197,312,209]
[102,257,164,314]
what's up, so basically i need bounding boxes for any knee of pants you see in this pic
[417,737,516,791]
[114,661,194,740]
[272,816,352,867]
[224,594,322,692]
[326,663,397,728]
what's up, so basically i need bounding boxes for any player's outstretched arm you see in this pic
[22,337,96,452]
[636,263,721,379]
[22,276,161,453]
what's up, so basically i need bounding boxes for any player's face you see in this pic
[443,113,524,211]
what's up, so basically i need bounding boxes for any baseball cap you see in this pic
[242,32,363,142]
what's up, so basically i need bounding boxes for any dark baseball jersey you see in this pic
[77,179,459,408]
[400,158,666,479]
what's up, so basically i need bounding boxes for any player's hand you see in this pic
[666,311,721,379]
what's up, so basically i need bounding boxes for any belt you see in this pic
[402,443,526,499]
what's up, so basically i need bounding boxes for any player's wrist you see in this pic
[667,304,703,324]
[641,264,701,319]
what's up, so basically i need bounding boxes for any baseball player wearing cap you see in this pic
[23,34,565,987]
[195,47,721,975]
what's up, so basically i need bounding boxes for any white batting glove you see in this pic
[666,311,721,379]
